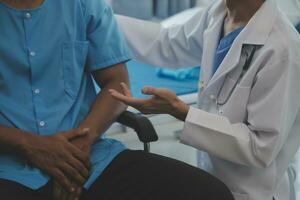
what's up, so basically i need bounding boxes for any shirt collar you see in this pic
[209,0,279,46]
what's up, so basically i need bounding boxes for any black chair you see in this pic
[116,111,158,152]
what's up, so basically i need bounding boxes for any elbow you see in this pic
[233,142,278,168]
[233,154,274,169]
[248,130,281,169]
[254,159,272,169]
[251,149,277,169]
[250,158,273,169]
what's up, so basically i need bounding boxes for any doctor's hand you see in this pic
[109,82,189,121]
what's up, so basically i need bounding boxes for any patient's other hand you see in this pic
[69,128,95,155]
[52,180,83,200]
[51,128,93,200]
[23,129,90,194]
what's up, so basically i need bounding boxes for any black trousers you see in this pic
[0,150,234,200]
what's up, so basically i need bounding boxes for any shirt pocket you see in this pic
[217,75,251,123]
[62,41,89,98]
[217,75,240,105]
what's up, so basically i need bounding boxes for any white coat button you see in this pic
[30,51,36,57]
[39,121,45,127]
[199,81,205,90]
[34,89,40,94]
[219,110,224,115]
[210,95,216,100]
[25,13,31,18]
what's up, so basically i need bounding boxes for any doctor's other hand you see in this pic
[109,82,189,121]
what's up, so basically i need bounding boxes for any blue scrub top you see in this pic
[0,0,130,189]
[213,27,244,74]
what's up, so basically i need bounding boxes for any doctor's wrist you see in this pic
[171,99,189,121]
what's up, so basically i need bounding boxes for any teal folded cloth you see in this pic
[156,67,200,81]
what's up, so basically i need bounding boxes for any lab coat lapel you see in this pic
[203,0,278,95]
[204,39,243,95]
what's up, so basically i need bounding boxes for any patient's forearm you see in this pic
[0,126,34,155]
[79,86,127,139]
[79,64,129,139]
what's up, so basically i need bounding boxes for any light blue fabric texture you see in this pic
[213,27,244,74]
[0,0,130,190]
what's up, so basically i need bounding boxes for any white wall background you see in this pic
[106,0,211,19]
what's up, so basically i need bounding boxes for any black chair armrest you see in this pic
[117,111,158,151]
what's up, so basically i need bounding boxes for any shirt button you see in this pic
[25,13,31,18]
[34,89,40,94]
[39,121,45,127]
[30,51,36,57]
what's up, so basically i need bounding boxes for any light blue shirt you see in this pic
[0,0,130,189]
[213,27,244,74]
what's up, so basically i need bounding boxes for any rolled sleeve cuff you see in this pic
[87,54,131,72]
[180,106,236,155]
[180,107,259,167]
[183,106,232,133]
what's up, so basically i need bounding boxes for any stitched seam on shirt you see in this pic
[88,54,130,71]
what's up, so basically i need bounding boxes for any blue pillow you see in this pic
[156,67,200,81]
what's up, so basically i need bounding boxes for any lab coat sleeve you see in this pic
[115,9,209,68]
[180,56,300,168]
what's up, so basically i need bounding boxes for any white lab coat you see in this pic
[276,0,300,25]
[116,0,300,200]
[276,1,300,200]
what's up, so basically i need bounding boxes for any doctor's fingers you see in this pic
[120,82,132,97]
[109,89,150,107]
[110,89,171,114]
[142,87,177,100]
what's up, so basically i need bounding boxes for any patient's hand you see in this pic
[69,128,95,155]
[109,82,189,121]
[23,129,91,194]
[52,180,83,200]
[52,128,95,200]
